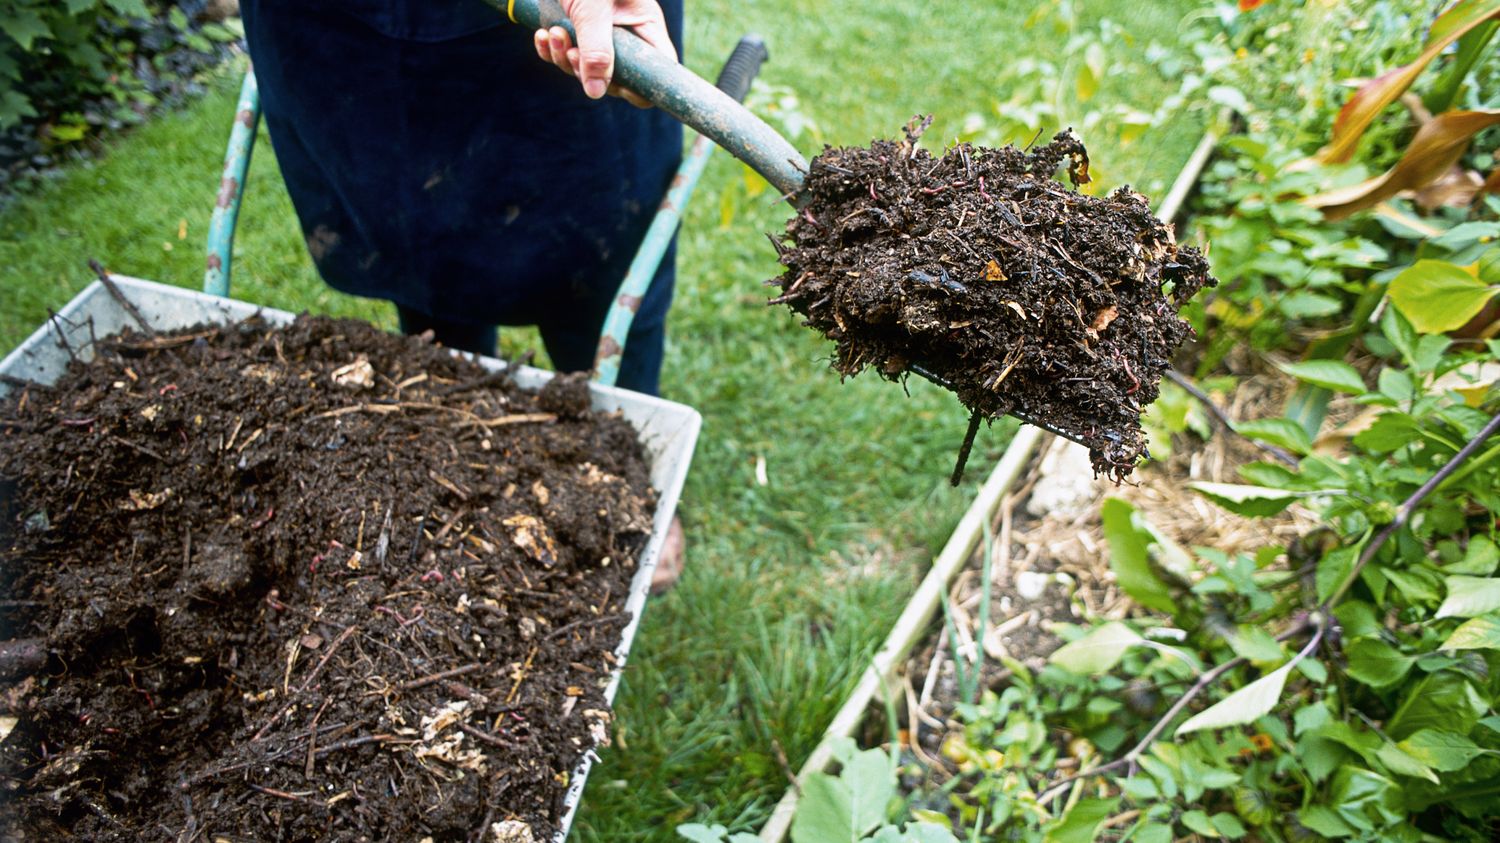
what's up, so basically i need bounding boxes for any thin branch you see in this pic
[89,259,156,339]
[1324,410,1500,609]
[1164,369,1297,466]
[1037,618,1317,803]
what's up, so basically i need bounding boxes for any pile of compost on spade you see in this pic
[0,315,656,842]
[770,121,1215,479]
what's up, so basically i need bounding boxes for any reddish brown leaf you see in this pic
[1238,0,1266,10]
[1316,0,1500,164]
[1413,166,1483,210]
[1484,165,1500,194]
[1306,109,1500,220]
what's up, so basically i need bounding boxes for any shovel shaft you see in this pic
[498,0,808,200]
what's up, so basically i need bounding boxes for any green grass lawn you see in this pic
[1,1,1203,838]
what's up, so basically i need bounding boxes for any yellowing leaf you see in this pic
[1315,0,1500,164]
[1307,110,1500,219]
[1388,259,1500,334]
[983,260,1006,281]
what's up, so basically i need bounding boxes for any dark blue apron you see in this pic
[241,0,683,394]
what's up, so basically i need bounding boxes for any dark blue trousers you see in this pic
[242,0,683,395]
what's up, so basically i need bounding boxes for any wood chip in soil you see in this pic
[769,119,1216,480]
[0,315,656,842]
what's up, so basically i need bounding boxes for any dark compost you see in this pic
[0,316,655,842]
[769,122,1216,479]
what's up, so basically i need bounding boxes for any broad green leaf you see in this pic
[1308,111,1500,220]
[791,773,853,843]
[1388,259,1500,334]
[1397,729,1484,772]
[1412,333,1452,373]
[1436,575,1500,618]
[1447,536,1499,575]
[1330,767,1404,832]
[1043,797,1119,843]
[1177,656,1301,736]
[1383,566,1442,604]
[1317,545,1360,604]
[1180,810,1217,837]
[1379,306,1418,365]
[1050,621,1143,675]
[1440,614,1500,650]
[1100,498,1176,613]
[1275,360,1366,394]
[675,824,727,843]
[1211,812,1248,840]
[1236,461,1299,488]
[1233,786,1275,827]
[1189,482,1301,517]
[1387,671,1487,739]
[1376,368,1414,402]
[64,0,96,13]
[1229,626,1284,664]
[1353,412,1422,453]
[1314,0,1500,164]
[1427,15,1500,112]
[1132,826,1171,843]
[1344,638,1416,688]
[1334,600,1380,639]
[869,824,961,843]
[103,0,151,16]
[0,7,50,50]
[1233,418,1312,455]
[1375,742,1439,783]
[841,747,895,835]
[1298,805,1354,837]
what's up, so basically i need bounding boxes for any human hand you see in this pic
[532,0,675,108]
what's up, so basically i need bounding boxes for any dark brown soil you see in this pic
[0,316,656,842]
[770,121,1215,480]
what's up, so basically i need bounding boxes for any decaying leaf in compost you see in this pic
[770,120,1216,479]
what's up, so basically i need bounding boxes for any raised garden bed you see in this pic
[0,277,700,842]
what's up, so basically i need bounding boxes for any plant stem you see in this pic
[1324,410,1500,609]
[1164,369,1298,466]
[1037,618,1318,803]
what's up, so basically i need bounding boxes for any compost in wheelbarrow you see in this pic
[0,309,666,841]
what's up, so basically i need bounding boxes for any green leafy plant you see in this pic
[677,738,960,843]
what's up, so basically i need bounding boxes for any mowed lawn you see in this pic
[0,0,1202,838]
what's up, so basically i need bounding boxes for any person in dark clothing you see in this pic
[241,0,688,586]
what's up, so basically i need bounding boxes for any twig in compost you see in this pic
[108,434,166,462]
[247,783,327,807]
[305,697,332,778]
[399,663,483,690]
[1163,369,1297,466]
[47,309,78,364]
[250,624,357,741]
[950,411,983,487]
[89,259,156,338]
[544,614,619,641]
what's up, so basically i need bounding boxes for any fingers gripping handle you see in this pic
[714,35,768,104]
[502,0,808,201]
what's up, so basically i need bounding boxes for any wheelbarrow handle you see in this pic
[498,0,808,201]
[712,33,768,104]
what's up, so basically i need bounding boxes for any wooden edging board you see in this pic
[755,124,1221,843]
